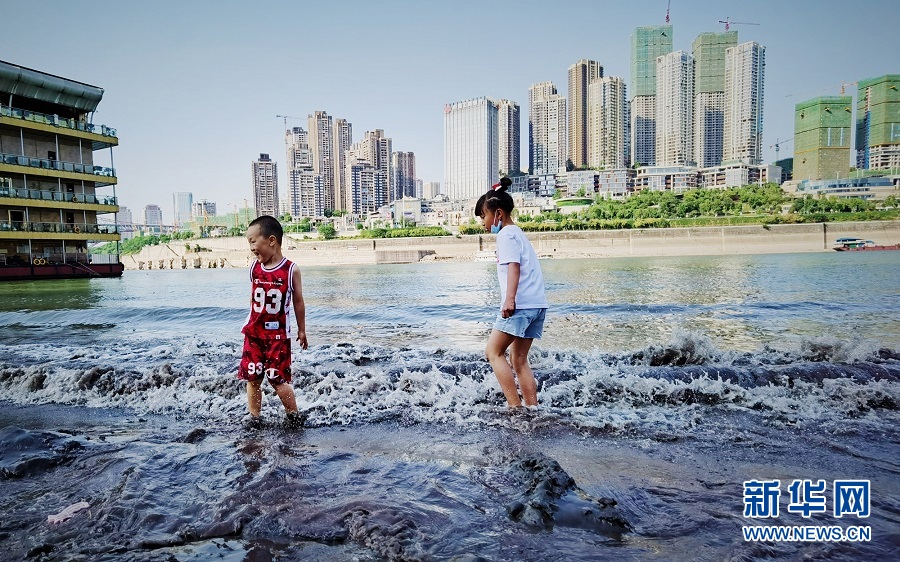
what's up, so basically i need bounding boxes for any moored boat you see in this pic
[833,237,900,251]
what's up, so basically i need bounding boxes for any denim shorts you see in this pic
[493,308,547,339]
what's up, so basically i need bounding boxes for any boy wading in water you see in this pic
[238,215,308,427]
[475,178,549,408]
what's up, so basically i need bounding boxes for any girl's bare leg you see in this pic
[486,329,521,407]
[510,338,538,406]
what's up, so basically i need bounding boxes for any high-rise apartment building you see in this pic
[856,74,900,170]
[116,206,134,241]
[630,25,673,166]
[351,130,392,204]
[345,154,387,215]
[308,111,335,212]
[192,199,216,219]
[528,83,567,176]
[794,96,852,181]
[284,126,319,217]
[692,31,738,167]
[656,51,695,166]
[172,192,193,228]
[588,76,629,169]
[444,97,499,200]
[723,41,765,164]
[118,206,133,227]
[144,204,163,227]
[497,99,520,175]
[345,131,391,214]
[332,118,353,211]
[392,151,416,200]
[285,127,312,170]
[423,181,441,199]
[251,153,278,217]
[568,59,603,169]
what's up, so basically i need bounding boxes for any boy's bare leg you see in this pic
[273,382,299,413]
[511,338,538,407]
[486,329,522,407]
[246,380,263,417]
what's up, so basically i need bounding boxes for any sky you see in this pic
[2,0,898,221]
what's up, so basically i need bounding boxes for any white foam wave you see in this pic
[1,334,897,435]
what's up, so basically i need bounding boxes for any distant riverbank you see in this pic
[121,220,900,270]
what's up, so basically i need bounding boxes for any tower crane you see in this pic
[840,81,858,95]
[276,114,303,129]
[718,17,759,31]
[769,137,794,162]
[665,0,671,23]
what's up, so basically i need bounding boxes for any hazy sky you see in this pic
[2,0,897,220]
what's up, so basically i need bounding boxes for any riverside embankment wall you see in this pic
[121,221,900,270]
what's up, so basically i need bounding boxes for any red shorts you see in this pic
[238,336,292,384]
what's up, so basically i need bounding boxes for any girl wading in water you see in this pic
[474,178,548,408]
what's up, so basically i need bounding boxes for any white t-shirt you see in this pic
[495,224,548,309]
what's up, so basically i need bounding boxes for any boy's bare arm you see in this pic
[292,267,308,349]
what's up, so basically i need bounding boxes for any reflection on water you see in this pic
[0,252,897,353]
[0,277,108,312]
[538,252,900,352]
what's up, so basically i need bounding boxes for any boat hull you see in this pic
[0,263,124,281]
[834,245,900,251]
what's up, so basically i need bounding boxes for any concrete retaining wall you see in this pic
[121,221,900,269]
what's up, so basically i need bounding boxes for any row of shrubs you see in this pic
[356,226,451,239]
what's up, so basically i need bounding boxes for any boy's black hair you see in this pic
[249,215,283,245]
[474,178,514,218]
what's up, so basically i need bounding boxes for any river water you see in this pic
[1,252,898,561]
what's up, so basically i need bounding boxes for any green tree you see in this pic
[317,223,337,239]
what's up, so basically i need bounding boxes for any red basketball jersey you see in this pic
[241,257,296,340]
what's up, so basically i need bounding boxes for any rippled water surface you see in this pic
[1,252,898,560]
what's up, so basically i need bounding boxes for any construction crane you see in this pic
[276,114,303,129]
[840,81,858,95]
[784,86,831,99]
[718,17,759,31]
[769,137,794,162]
[201,206,209,238]
[665,0,671,23]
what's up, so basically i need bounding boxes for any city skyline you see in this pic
[2,0,897,217]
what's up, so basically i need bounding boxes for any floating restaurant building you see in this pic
[0,60,122,280]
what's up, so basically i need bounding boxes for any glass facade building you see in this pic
[631,25,673,167]
[172,192,193,228]
[692,31,738,167]
[443,97,499,201]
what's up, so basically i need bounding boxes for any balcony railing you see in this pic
[0,186,117,206]
[0,252,120,267]
[0,105,117,138]
[0,151,115,177]
[0,221,119,235]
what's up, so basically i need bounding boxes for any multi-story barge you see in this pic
[0,59,122,280]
